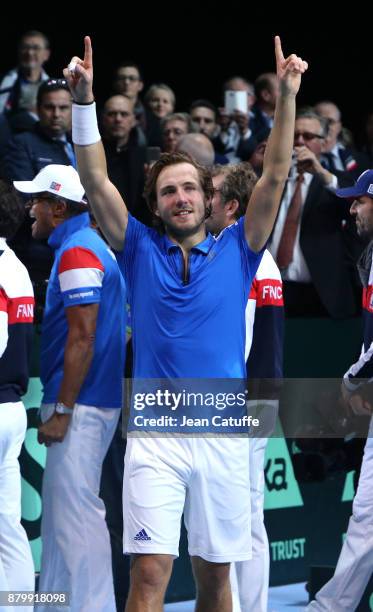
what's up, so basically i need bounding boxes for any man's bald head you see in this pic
[101,94,135,146]
[176,133,215,167]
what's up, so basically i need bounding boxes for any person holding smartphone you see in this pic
[215,78,257,163]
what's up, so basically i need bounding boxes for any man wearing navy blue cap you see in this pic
[307,169,373,610]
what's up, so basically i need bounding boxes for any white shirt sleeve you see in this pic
[0,311,8,358]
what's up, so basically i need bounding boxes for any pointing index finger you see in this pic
[84,35,92,67]
[274,35,284,64]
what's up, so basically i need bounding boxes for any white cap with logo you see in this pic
[13,164,86,204]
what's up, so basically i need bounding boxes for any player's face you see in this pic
[155,163,207,239]
[205,174,227,235]
[29,193,57,239]
[350,196,373,238]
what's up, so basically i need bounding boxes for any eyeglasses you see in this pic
[116,75,139,82]
[20,44,46,52]
[294,131,324,141]
[29,194,63,205]
[163,128,186,137]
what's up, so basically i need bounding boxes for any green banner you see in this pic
[20,378,44,571]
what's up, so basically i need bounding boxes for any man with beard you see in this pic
[65,35,307,611]
[307,170,373,611]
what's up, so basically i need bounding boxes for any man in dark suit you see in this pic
[1,78,75,281]
[269,108,365,318]
[101,94,150,226]
[307,169,373,612]
[315,100,369,179]
[2,78,74,181]
[250,73,279,136]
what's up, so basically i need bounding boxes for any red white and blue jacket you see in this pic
[0,237,34,402]
[344,255,373,388]
[245,250,284,392]
[42,213,126,408]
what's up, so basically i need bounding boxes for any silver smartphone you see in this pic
[224,90,247,114]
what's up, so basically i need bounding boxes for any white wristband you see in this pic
[72,102,101,146]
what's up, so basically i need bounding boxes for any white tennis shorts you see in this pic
[123,435,252,562]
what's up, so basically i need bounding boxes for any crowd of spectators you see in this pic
[0,29,372,316]
[1,30,372,612]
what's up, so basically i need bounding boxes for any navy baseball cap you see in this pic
[336,169,373,199]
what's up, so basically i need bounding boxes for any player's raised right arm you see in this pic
[64,36,127,251]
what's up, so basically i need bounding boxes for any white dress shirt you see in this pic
[269,167,339,282]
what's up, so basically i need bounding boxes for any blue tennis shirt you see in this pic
[42,213,126,408]
[117,214,263,379]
